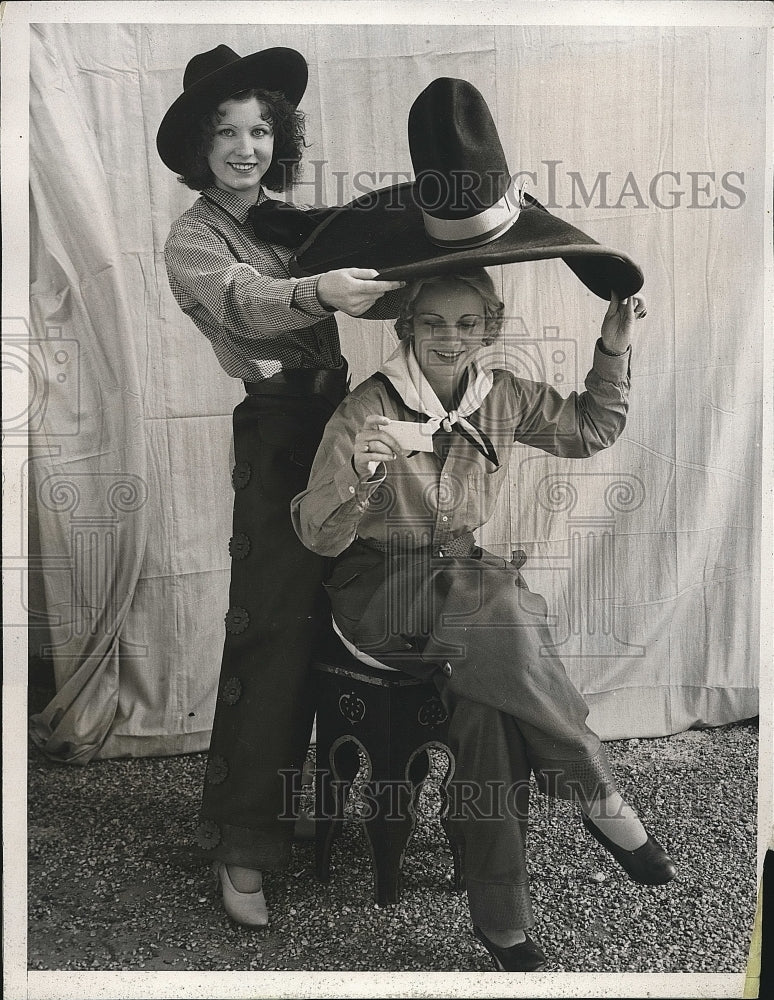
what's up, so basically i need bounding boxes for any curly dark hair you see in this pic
[176,87,306,193]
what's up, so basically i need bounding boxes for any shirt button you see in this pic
[348,485,356,494]
[442,662,453,677]
[442,515,448,522]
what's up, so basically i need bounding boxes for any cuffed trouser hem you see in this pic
[532,749,617,803]
[195,818,294,872]
[467,878,535,931]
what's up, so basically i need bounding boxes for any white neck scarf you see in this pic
[377,339,499,465]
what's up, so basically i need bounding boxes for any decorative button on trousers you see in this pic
[197,388,343,870]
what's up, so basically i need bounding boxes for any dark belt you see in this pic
[356,531,477,558]
[244,365,349,409]
[356,533,528,566]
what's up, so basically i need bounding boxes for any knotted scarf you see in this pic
[375,340,499,466]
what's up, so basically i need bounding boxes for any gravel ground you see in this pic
[27,719,758,974]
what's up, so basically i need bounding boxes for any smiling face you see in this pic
[410,281,488,405]
[207,96,274,203]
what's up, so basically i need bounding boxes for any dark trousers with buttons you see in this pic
[197,390,340,871]
[326,541,618,930]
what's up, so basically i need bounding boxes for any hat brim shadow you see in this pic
[290,184,643,300]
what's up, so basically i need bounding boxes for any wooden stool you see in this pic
[312,632,464,905]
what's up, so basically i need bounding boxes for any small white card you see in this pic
[383,418,436,452]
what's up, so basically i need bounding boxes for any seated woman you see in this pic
[291,268,675,971]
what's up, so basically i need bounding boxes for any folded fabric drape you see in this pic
[25,22,763,759]
[27,25,151,762]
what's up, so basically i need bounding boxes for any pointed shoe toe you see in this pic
[582,814,677,886]
[214,863,269,927]
[473,925,547,972]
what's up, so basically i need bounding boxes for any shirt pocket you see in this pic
[466,465,508,527]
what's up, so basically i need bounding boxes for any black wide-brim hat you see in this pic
[157,45,307,174]
[290,78,643,300]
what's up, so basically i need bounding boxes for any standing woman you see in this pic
[157,44,403,926]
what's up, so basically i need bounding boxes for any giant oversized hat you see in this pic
[289,77,643,299]
[157,44,308,174]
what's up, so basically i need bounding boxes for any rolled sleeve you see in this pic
[333,463,386,504]
[592,338,631,383]
[291,276,333,318]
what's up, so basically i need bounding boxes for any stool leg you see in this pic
[408,747,431,787]
[316,737,360,884]
[439,749,466,892]
[407,747,433,831]
[360,745,427,906]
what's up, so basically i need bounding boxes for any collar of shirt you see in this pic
[201,184,268,225]
[377,339,499,465]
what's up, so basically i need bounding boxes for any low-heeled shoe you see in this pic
[473,925,547,972]
[214,862,269,927]
[581,813,677,885]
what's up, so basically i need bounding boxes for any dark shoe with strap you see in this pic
[581,813,677,885]
[473,925,547,972]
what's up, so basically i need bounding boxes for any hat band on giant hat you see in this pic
[285,77,645,301]
[422,177,523,249]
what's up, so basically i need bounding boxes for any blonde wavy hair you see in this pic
[394,268,505,344]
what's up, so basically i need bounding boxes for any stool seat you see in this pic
[311,630,464,905]
[331,615,400,671]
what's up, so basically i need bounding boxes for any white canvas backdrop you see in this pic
[26,22,764,761]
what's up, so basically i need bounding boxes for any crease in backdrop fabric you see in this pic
[26,22,762,761]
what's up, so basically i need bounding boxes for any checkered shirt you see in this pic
[164,185,343,381]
